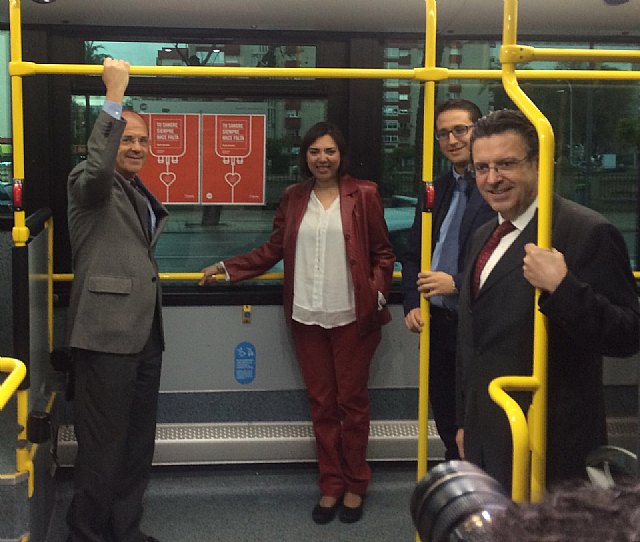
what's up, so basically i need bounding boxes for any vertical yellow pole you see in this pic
[16,388,33,497]
[9,0,29,247]
[501,0,553,503]
[415,4,437,540]
[416,0,437,491]
[9,0,34,498]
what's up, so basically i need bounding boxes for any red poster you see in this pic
[201,114,266,205]
[139,114,200,204]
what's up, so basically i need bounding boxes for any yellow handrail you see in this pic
[0,357,26,410]
[496,0,554,503]
[9,63,640,81]
[0,358,34,497]
[501,45,640,64]
[488,377,538,503]
[52,271,406,282]
[416,0,438,496]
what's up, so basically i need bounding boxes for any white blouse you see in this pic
[292,191,356,328]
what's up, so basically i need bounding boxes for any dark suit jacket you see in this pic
[456,194,640,490]
[223,175,395,336]
[67,110,170,354]
[401,169,495,314]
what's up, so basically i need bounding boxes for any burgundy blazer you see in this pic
[224,175,395,336]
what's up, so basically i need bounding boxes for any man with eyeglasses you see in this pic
[455,109,639,492]
[66,58,168,542]
[401,99,494,460]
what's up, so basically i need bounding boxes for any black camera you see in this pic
[411,460,511,542]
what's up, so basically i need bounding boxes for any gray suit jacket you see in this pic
[456,195,639,490]
[67,110,169,354]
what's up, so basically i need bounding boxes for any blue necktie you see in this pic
[430,176,467,309]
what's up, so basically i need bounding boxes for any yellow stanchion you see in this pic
[414,2,438,540]
[16,388,34,497]
[491,0,554,503]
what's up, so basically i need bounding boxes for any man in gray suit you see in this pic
[456,110,639,492]
[66,58,169,542]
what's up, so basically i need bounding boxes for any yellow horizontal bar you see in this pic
[159,272,284,281]
[10,62,419,80]
[453,69,640,81]
[54,271,404,282]
[490,375,539,393]
[502,45,640,65]
[9,62,640,82]
[0,357,27,411]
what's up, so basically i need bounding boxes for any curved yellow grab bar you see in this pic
[0,357,27,411]
[488,375,539,503]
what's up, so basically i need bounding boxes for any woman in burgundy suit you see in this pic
[201,122,395,525]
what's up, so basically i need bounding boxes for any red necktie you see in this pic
[472,220,516,297]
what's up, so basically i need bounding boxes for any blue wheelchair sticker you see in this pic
[234,341,256,384]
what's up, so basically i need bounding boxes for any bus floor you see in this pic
[45,461,423,541]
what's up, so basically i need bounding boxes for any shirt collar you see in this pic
[498,196,538,231]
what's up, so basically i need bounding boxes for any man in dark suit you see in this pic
[456,109,639,491]
[66,58,169,542]
[401,99,495,460]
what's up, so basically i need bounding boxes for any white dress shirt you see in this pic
[292,192,356,328]
[478,198,538,289]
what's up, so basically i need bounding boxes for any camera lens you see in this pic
[411,460,511,542]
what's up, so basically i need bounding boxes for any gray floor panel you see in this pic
[46,463,419,542]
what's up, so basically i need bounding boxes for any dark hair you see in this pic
[487,481,640,541]
[298,121,349,179]
[471,109,539,160]
[435,99,483,125]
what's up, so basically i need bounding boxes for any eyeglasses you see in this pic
[473,157,529,177]
[120,135,149,146]
[435,124,474,141]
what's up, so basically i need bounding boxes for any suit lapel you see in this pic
[119,174,152,243]
[459,185,484,245]
[478,213,537,298]
[339,175,358,232]
[433,172,455,243]
[285,180,314,248]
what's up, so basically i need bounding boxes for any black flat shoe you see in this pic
[312,499,341,525]
[339,497,365,523]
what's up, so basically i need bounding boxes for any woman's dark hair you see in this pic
[471,109,539,160]
[298,121,349,179]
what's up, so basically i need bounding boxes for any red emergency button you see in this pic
[424,181,434,212]
[13,179,23,211]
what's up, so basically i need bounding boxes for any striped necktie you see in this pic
[472,220,515,297]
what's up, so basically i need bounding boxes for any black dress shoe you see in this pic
[339,497,364,523]
[312,499,341,525]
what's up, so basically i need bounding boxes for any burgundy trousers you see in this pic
[291,320,381,497]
